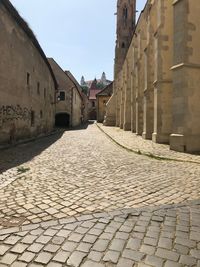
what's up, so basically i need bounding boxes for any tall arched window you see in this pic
[123,5,128,27]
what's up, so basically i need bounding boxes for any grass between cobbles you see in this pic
[96,123,200,165]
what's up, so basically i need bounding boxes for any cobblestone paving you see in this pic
[97,124,200,164]
[0,202,199,266]
[0,123,199,266]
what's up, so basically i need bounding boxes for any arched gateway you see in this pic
[55,113,70,128]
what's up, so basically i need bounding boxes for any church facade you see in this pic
[104,0,200,153]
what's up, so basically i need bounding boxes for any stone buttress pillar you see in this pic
[142,6,154,140]
[170,0,200,152]
[123,60,131,131]
[152,0,173,144]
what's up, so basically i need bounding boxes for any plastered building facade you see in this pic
[104,0,200,153]
[0,0,56,145]
[48,59,83,128]
[97,82,113,123]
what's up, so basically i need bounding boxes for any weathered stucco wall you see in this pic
[48,59,72,126]
[50,62,71,116]
[0,3,55,144]
[97,96,110,123]
[71,88,82,127]
[48,59,83,128]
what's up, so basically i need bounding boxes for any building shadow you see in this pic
[0,131,64,174]
[0,121,96,174]
[56,121,95,131]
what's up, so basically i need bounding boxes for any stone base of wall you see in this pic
[170,134,200,153]
[152,133,169,144]
[0,128,62,151]
[142,132,152,140]
[103,115,116,126]
[170,134,185,152]
[123,122,131,131]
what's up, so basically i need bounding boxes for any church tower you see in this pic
[114,0,136,78]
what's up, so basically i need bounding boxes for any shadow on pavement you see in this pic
[63,121,95,131]
[0,122,95,174]
[0,131,65,174]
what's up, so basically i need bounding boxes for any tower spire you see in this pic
[101,72,107,85]
[114,0,136,78]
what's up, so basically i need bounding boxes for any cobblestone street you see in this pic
[0,123,199,266]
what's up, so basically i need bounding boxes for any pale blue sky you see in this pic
[10,0,146,82]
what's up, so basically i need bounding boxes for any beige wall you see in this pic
[72,88,82,127]
[49,59,83,128]
[151,0,173,144]
[105,0,200,152]
[82,93,89,123]
[97,96,110,123]
[56,88,71,118]
[49,59,73,126]
[170,0,200,152]
[0,4,55,144]
[88,100,97,120]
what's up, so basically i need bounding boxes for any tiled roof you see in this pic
[89,89,102,100]
[85,79,112,88]
[96,82,113,96]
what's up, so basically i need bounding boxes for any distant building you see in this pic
[81,72,111,91]
[0,0,57,145]
[88,79,103,120]
[80,73,112,120]
[48,58,83,128]
[96,82,113,123]
[66,71,88,123]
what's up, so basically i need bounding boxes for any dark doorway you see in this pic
[89,110,97,120]
[55,113,70,128]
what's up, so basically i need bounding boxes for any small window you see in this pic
[74,92,76,104]
[123,6,128,27]
[31,111,35,126]
[122,42,125,48]
[60,91,65,101]
[27,72,30,86]
[92,101,95,107]
[44,88,46,98]
[103,100,107,105]
[37,82,40,95]
[40,110,43,118]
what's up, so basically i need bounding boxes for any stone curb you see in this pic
[96,123,200,165]
[1,199,199,235]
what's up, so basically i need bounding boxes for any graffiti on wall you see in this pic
[0,105,31,124]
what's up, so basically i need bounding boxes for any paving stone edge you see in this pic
[1,199,200,235]
[96,123,200,165]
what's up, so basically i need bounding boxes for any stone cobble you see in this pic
[0,169,19,189]
[0,124,199,227]
[0,203,199,266]
[0,123,199,266]
[97,123,200,164]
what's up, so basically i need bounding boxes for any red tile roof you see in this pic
[89,89,102,100]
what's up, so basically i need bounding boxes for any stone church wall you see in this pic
[105,0,200,153]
